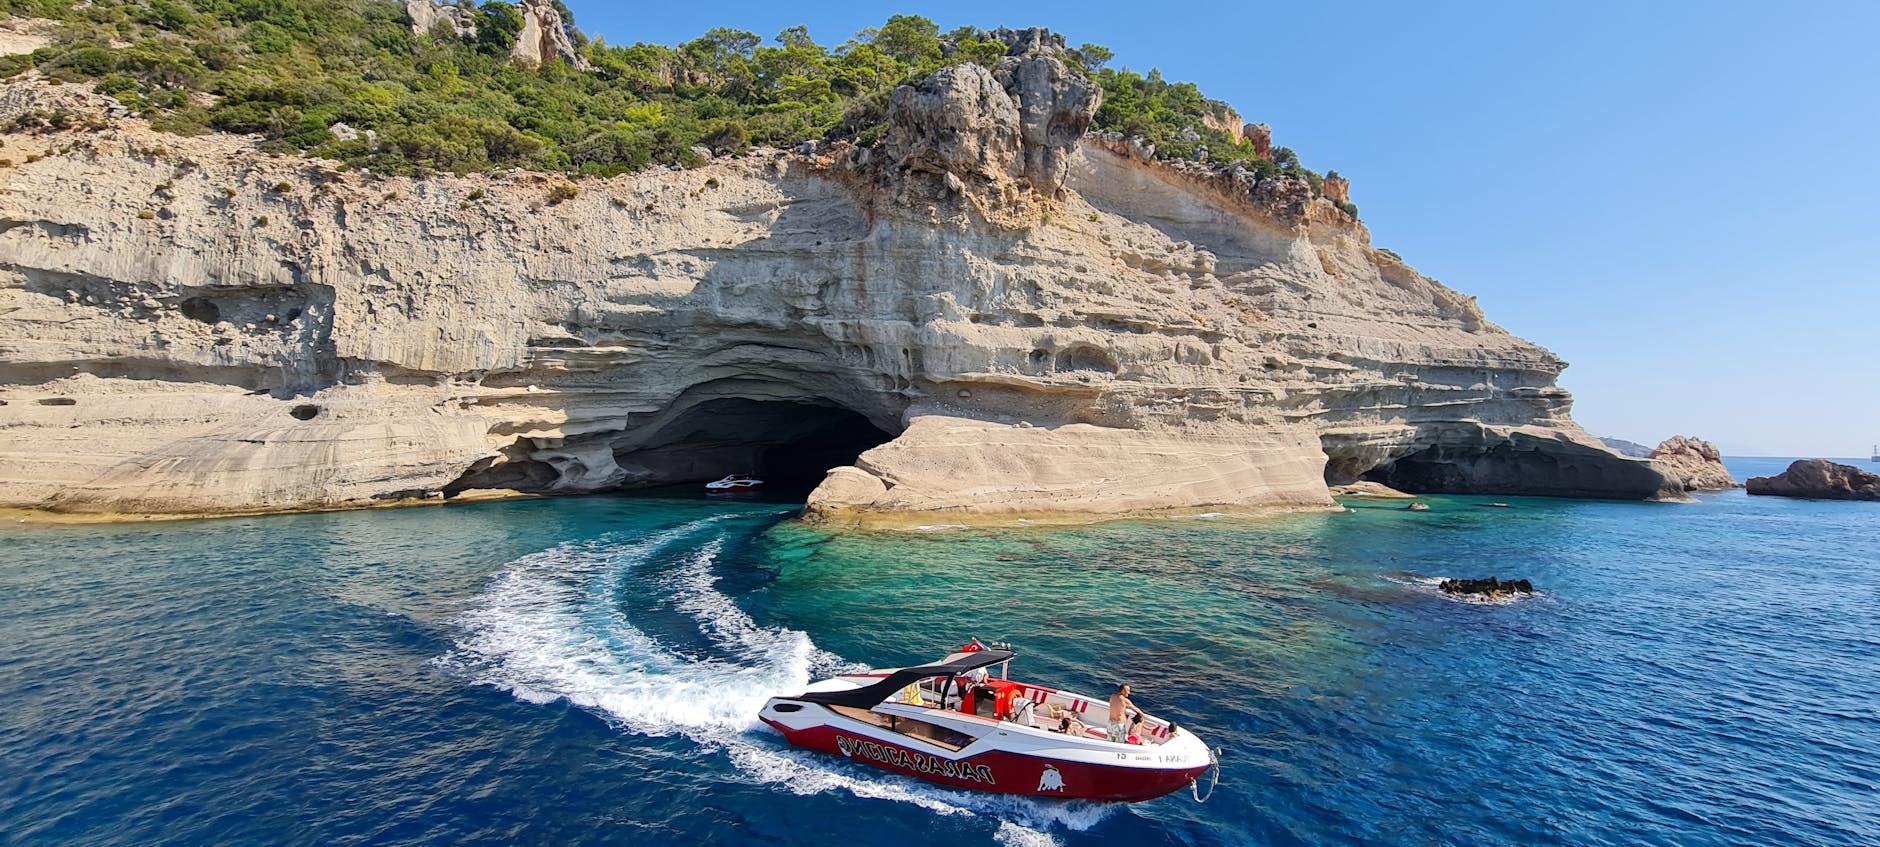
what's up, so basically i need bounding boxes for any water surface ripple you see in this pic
[2,457,1876,846]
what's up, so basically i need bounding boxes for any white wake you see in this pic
[440,516,1116,844]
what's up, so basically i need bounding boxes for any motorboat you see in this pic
[704,474,765,493]
[758,642,1219,803]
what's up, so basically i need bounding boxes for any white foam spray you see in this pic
[440,516,1117,845]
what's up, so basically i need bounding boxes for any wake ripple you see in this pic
[438,516,1115,844]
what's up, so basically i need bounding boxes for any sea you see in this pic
[1,456,1876,847]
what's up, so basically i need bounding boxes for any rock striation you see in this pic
[0,42,1672,524]
[1648,435,1737,492]
[1746,460,1880,501]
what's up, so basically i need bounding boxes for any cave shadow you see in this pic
[615,397,894,499]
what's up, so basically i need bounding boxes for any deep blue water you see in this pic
[2,457,1877,846]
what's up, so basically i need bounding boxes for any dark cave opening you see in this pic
[442,397,897,501]
[610,398,896,497]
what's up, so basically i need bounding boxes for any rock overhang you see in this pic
[0,63,1674,522]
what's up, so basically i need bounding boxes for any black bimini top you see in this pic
[797,649,1016,709]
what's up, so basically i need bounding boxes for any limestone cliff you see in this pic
[0,52,1671,523]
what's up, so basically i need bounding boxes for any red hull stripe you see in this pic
[763,719,1206,803]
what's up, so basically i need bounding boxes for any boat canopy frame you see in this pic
[796,649,1017,709]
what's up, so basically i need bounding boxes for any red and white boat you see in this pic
[704,474,765,493]
[758,642,1219,803]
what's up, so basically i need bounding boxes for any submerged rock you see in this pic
[1745,460,1880,501]
[1406,502,1431,512]
[1649,436,1737,492]
[1439,577,1535,599]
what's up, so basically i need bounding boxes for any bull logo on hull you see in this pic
[1037,764,1065,792]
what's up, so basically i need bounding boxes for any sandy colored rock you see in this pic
[1329,481,1417,499]
[0,69,1669,524]
[1243,123,1272,160]
[885,63,1020,183]
[405,0,475,38]
[1322,174,1351,205]
[1648,435,1737,492]
[1746,460,1880,501]
[0,17,55,57]
[1201,105,1243,144]
[510,0,589,70]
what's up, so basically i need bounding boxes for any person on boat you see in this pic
[1107,683,1139,743]
[1050,705,1086,736]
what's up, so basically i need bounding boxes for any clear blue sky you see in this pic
[566,1,1879,457]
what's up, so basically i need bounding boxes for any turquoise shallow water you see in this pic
[2,457,1877,846]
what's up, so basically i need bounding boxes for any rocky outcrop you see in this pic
[1439,577,1535,600]
[510,0,589,70]
[1201,104,1243,144]
[1649,436,1737,491]
[1322,173,1351,205]
[1746,460,1880,501]
[885,63,1020,184]
[1329,481,1416,499]
[888,29,1099,198]
[0,64,1670,524]
[405,0,476,38]
[992,49,1100,195]
[1243,123,1272,160]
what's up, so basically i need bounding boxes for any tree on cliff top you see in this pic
[4,1,1329,184]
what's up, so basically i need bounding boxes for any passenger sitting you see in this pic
[1049,705,1086,736]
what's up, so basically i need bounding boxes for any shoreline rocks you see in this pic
[1648,436,1737,492]
[1745,460,1880,501]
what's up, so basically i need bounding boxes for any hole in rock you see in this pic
[179,297,220,324]
[289,404,320,420]
[612,398,895,497]
[1054,344,1117,373]
[37,397,76,406]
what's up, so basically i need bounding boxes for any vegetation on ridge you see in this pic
[2,0,1343,208]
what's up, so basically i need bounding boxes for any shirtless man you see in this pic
[1107,683,1138,743]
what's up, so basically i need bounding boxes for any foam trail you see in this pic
[661,539,864,676]
[444,516,1116,844]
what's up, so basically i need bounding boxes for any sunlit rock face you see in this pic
[0,44,1669,523]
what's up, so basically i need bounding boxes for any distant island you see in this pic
[0,1,1681,523]
[1598,437,1654,458]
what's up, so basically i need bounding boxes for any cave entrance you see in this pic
[613,398,895,497]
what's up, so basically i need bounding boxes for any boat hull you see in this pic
[760,716,1208,802]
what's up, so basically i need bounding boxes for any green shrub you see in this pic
[12,2,1326,183]
[546,183,578,204]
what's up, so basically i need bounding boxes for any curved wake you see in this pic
[438,515,1115,844]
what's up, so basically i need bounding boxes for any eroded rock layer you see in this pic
[0,60,1670,523]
